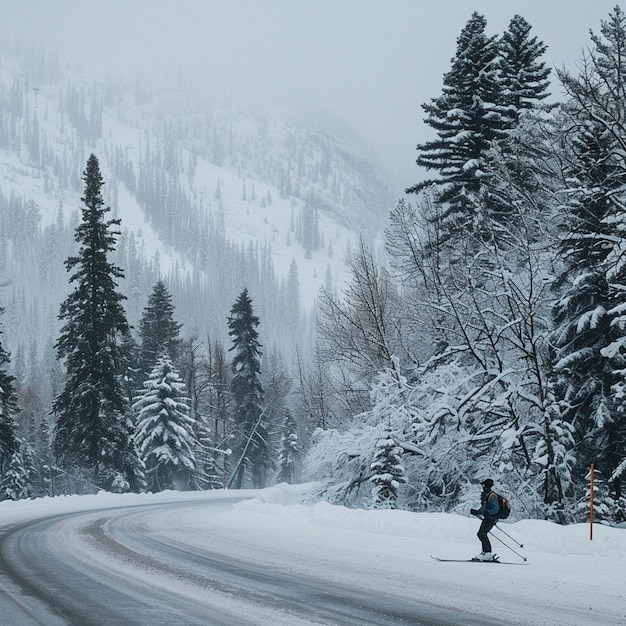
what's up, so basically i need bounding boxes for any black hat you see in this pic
[481,478,494,489]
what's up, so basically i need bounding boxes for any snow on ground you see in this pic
[1,484,624,625]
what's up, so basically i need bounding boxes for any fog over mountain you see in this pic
[3,0,621,188]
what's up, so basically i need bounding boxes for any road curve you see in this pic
[0,497,499,625]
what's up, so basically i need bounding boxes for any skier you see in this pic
[470,478,499,561]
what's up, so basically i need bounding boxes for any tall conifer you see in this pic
[53,154,140,490]
[408,12,508,237]
[0,306,19,487]
[227,288,270,488]
[138,280,182,377]
[499,15,551,122]
[409,13,550,243]
[277,412,299,484]
[553,7,626,508]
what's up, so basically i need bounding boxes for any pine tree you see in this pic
[370,425,405,509]
[578,467,617,524]
[284,259,301,338]
[498,15,551,123]
[408,13,551,244]
[133,355,196,491]
[1,440,33,500]
[227,288,270,488]
[483,16,552,227]
[277,413,299,484]
[407,12,509,238]
[552,7,626,508]
[550,125,620,478]
[138,280,182,377]
[53,154,141,491]
[610,458,626,522]
[0,306,19,488]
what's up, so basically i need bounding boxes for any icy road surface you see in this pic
[0,494,493,625]
[0,485,624,625]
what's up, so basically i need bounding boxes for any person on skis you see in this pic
[470,478,499,561]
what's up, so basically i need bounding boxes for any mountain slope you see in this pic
[0,44,392,388]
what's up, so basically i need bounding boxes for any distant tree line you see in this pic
[0,155,299,496]
[0,36,389,502]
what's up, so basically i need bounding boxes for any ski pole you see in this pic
[494,523,524,548]
[488,530,527,562]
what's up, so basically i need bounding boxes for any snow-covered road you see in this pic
[0,493,494,625]
[0,485,624,625]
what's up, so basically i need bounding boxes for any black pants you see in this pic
[477,516,497,552]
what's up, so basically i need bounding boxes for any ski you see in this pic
[431,555,500,564]
[431,555,527,565]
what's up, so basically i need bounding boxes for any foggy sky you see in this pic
[2,0,624,189]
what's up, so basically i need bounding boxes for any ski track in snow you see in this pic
[0,485,624,625]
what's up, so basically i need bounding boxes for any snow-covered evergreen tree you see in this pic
[407,12,509,239]
[553,7,626,513]
[610,458,626,522]
[408,13,551,246]
[53,154,141,491]
[133,355,196,491]
[283,259,301,340]
[1,440,33,500]
[370,425,405,509]
[575,467,619,525]
[387,108,573,518]
[277,413,299,484]
[0,310,21,498]
[498,15,551,122]
[484,16,552,227]
[138,280,183,377]
[0,306,19,472]
[227,288,271,488]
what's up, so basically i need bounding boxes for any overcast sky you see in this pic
[2,1,624,189]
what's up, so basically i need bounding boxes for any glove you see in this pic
[470,509,479,516]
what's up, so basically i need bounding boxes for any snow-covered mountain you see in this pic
[0,43,393,383]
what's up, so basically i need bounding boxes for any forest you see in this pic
[1,7,626,526]
[305,7,626,524]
